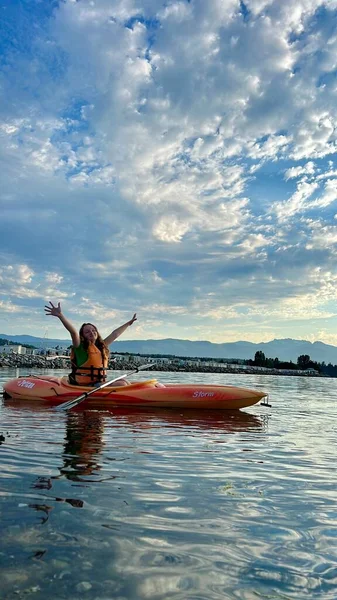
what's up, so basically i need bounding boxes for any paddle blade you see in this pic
[54,393,88,411]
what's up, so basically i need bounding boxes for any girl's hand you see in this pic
[44,301,62,318]
[128,313,137,326]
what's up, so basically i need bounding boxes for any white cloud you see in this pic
[0,264,34,287]
[247,135,290,161]
[240,233,272,252]
[284,161,316,180]
[46,273,64,285]
[306,221,337,250]
[312,178,337,208]
[275,180,319,221]
[1,0,337,344]
[153,218,190,243]
[0,300,21,313]
[275,175,337,223]
[290,113,337,161]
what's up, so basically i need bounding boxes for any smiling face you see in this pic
[81,323,98,343]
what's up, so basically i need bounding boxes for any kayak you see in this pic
[2,375,267,410]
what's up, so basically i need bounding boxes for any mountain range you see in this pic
[1,334,337,364]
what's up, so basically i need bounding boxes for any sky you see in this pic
[0,0,337,345]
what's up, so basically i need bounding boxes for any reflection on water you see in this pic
[103,406,265,431]
[61,411,105,482]
[1,369,337,600]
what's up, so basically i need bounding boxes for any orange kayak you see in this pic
[3,375,267,410]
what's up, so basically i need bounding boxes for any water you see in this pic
[0,368,337,600]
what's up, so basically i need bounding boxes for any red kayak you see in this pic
[3,375,267,410]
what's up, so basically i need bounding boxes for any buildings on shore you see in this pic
[0,344,28,355]
[0,344,70,357]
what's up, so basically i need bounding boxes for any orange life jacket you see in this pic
[70,343,108,385]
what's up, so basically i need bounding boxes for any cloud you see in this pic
[284,161,316,180]
[0,0,337,344]
[306,220,337,250]
[0,300,21,314]
[274,179,319,220]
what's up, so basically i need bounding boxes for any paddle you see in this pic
[54,363,156,411]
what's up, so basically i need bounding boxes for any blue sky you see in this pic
[1,0,337,345]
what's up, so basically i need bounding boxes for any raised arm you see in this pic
[44,302,80,348]
[104,313,137,347]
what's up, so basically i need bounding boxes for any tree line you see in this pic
[249,351,337,377]
[0,338,36,350]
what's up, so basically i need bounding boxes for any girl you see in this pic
[44,301,137,386]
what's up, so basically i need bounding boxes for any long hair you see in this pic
[79,323,110,362]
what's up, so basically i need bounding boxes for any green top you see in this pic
[72,343,88,367]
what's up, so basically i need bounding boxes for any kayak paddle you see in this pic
[54,363,156,411]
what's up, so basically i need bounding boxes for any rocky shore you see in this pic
[0,353,322,376]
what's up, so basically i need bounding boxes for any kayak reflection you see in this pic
[58,408,266,481]
[96,407,265,433]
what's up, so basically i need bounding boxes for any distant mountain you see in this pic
[114,338,337,363]
[0,334,71,349]
[1,333,337,363]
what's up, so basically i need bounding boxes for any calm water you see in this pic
[0,368,336,600]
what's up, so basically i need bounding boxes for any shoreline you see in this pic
[0,355,323,377]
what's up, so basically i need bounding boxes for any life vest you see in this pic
[70,343,108,385]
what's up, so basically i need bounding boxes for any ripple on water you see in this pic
[1,369,337,599]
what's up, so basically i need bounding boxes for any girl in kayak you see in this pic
[44,301,137,386]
